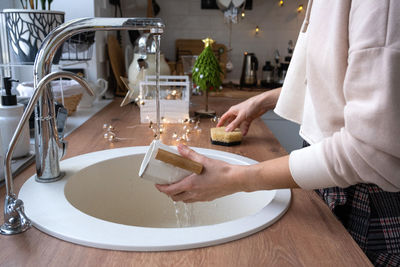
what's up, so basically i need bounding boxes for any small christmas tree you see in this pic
[192,37,223,116]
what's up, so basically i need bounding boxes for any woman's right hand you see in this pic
[217,88,281,136]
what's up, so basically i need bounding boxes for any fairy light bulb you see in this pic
[279,0,284,6]
[241,11,245,18]
[101,124,139,143]
[108,134,116,142]
[297,4,303,12]
[255,26,260,34]
[211,116,219,123]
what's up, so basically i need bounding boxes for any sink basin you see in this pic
[19,146,290,251]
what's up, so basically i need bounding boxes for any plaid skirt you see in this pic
[303,142,400,266]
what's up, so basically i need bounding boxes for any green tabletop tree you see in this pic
[192,37,223,116]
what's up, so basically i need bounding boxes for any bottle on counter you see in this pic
[261,61,274,85]
[0,77,30,158]
[273,49,281,84]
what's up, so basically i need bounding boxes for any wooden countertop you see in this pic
[0,96,372,266]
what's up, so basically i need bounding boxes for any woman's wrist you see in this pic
[228,164,259,193]
[228,155,299,193]
[254,87,282,113]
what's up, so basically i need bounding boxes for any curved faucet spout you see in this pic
[1,71,91,235]
[33,17,164,182]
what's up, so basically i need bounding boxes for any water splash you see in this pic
[172,201,194,227]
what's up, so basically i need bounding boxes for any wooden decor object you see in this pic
[107,35,126,96]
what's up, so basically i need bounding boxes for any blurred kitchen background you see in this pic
[0,0,305,152]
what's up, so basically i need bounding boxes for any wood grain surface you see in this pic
[155,149,203,174]
[0,95,372,267]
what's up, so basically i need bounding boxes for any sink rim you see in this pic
[19,146,291,251]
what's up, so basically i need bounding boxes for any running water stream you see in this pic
[153,32,192,228]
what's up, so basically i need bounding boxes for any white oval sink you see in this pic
[19,146,290,251]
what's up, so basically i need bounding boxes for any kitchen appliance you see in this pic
[127,33,170,93]
[240,52,258,88]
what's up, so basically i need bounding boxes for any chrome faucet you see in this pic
[1,17,164,235]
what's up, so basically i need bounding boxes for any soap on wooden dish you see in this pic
[210,127,242,146]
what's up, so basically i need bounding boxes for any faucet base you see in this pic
[0,221,31,235]
[1,195,32,235]
[35,171,65,183]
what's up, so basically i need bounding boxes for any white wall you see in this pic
[0,0,15,10]
[52,1,95,20]
[121,0,307,82]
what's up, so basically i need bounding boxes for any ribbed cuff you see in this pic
[289,142,337,189]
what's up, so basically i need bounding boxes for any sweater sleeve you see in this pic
[289,1,400,192]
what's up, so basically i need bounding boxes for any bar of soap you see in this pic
[210,127,242,146]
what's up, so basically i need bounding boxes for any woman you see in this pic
[157,1,400,265]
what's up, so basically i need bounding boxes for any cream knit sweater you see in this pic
[274,0,400,191]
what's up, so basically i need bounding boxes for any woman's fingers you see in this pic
[225,115,243,132]
[217,112,234,127]
[241,121,251,136]
[155,176,191,196]
[177,144,205,164]
[171,191,193,202]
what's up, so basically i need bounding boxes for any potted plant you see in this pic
[2,0,64,64]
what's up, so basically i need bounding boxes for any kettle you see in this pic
[240,52,258,88]
[126,33,170,93]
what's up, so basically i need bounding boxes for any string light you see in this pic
[168,117,203,143]
[102,124,136,143]
[279,0,284,7]
[241,11,245,18]
[103,117,203,144]
[297,4,303,12]
[255,26,260,34]
[211,116,219,123]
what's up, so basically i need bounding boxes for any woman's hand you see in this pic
[155,144,244,203]
[217,88,281,135]
[155,144,298,203]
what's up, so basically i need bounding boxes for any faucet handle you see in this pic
[56,106,68,160]
[56,106,68,140]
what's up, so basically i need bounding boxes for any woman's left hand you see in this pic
[155,144,243,203]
